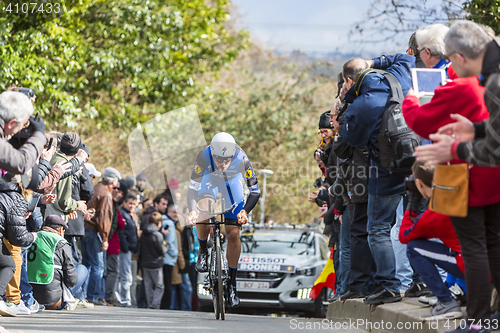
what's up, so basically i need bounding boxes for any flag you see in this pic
[310,247,335,299]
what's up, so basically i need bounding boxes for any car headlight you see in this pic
[198,283,211,296]
[296,288,312,299]
[295,266,316,276]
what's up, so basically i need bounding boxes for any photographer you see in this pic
[0,91,45,175]
[399,162,463,321]
[331,86,371,302]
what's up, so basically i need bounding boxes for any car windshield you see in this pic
[240,231,315,256]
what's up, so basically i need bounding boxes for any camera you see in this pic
[19,88,35,99]
[404,175,418,191]
[314,149,324,160]
[9,115,38,149]
[313,177,324,188]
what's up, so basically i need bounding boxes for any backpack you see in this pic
[355,69,421,174]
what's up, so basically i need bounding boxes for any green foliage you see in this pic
[0,0,247,129]
[464,0,500,33]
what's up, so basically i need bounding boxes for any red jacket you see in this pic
[403,76,500,207]
[399,209,464,274]
[107,210,125,255]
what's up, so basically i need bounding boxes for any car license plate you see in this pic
[237,281,270,290]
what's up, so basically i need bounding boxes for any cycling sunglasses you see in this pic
[214,155,232,164]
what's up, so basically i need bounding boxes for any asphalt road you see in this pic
[0,307,367,333]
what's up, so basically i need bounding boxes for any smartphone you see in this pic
[47,137,54,151]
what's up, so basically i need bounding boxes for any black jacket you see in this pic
[31,233,77,307]
[0,180,35,247]
[66,164,95,237]
[180,226,195,274]
[140,205,157,231]
[333,115,369,204]
[139,223,168,269]
[118,207,138,254]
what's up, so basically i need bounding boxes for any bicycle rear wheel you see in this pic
[216,235,225,320]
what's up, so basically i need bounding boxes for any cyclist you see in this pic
[186,132,260,308]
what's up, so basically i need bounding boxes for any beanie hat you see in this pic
[318,111,333,129]
[103,167,121,180]
[118,179,129,194]
[60,132,82,156]
[45,215,68,230]
[168,178,179,190]
[136,173,147,182]
[123,176,137,189]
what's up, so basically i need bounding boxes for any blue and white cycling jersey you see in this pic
[188,145,260,219]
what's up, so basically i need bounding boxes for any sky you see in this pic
[231,0,456,57]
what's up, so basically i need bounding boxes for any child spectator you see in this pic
[140,212,168,309]
[399,161,464,321]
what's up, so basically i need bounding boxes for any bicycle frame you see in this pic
[198,197,235,320]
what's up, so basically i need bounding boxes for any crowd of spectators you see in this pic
[0,85,198,317]
[310,21,500,333]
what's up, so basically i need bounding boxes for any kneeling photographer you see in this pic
[0,91,45,175]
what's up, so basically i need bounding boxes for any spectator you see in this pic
[0,173,37,317]
[173,213,194,311]
[85,163,101,181]
[341,52,414,305]
[399,162,464,321]
[45,132,87,222]
[28,215,87,311]
[0,91,45,175]
[160,204,181,310]
[65,143,95,265]
[140,212,168,309]
[104,180,126,306]
[187,225,199,308]
[407,32,425,69]
[331,97,371,302]
[135,173,147,203]
[416,24,451,72]
[123,176,137,191]
[169,205,186,310]
[82,167,121,306]
[141,194,169,231]
[117,191,139,307]
[412,21,500,333]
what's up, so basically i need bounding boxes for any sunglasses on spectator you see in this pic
[113,186,120,190]
[214,155,232,163]
[318,129,331,135]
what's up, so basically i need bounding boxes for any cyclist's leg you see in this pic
[195,198,212,241]
[225,225,241,268]
[196,173,220,241]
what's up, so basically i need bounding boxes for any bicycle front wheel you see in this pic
[216,235,225,320]
[211,246,220,320]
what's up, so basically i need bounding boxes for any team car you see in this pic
[197,226,330,317]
